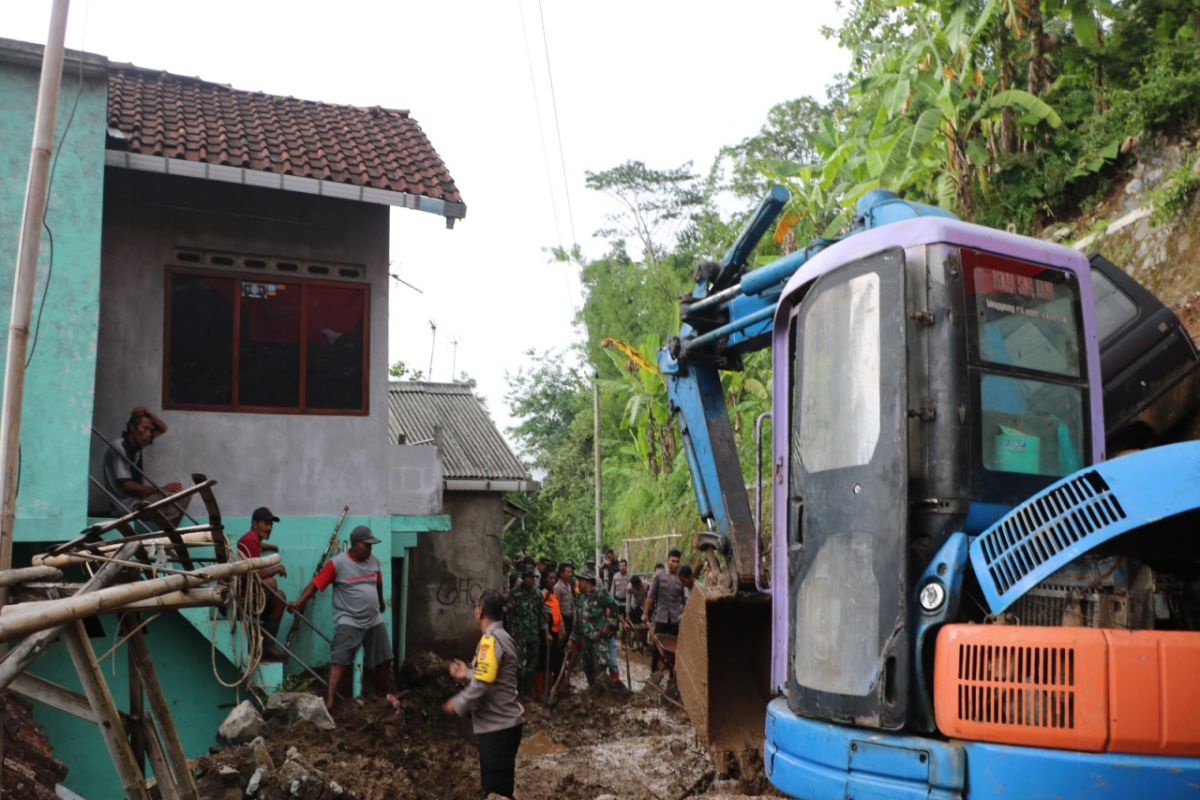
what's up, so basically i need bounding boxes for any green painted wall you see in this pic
[0,53,107,541]
[20,513,421,800]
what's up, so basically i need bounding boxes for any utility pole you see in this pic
[0,0,71,586]
[593,374,602,576]
[427,320,437,379]
[0,0,71,771]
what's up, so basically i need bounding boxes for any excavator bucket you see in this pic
[675,584,773,758]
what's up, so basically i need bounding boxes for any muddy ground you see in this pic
[193,650,783,800]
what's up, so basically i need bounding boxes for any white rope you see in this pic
[208,535,266,689]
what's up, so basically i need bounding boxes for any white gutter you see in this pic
[104,149,467,226]
[444,479,540,493]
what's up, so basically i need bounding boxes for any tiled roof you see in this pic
[106,65,463,209]
[388,382,529,482]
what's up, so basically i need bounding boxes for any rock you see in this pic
[1126,178,1144,195]
[277,759,309,787]
[245,766,265,796]
[218,765,241,784]
[264,692,336,732]
[218,701,269,745]
[250,736,274,771]
[1145,167,1164,184]
[1121,135,1139,155]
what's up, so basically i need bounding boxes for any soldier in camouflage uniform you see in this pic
[570,571,620,686]
[507,566,545,695]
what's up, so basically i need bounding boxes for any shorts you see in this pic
[330,622,391,668]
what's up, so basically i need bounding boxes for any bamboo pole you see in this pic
[36,527,216,566]
[64,620,151,800]
[0,555,277,642]
[129,626,201,800]
[0,565,62,587]
[2,586,228,616]
[0,540,140,692]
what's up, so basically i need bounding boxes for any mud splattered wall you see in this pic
[407,490,507,657]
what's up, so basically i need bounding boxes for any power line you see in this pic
[536,0,579,248]
[515,0,565,255]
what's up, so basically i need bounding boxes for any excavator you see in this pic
[662,185,1200,797]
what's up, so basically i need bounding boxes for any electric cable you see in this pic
[515,0,566,257]
[26,0,88,368]
[536,0,578,248]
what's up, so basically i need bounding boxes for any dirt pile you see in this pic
[195,652,782,800]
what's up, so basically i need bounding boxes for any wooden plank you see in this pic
[63,621,150,800]
[129,628,200,800]
[9,672,134,726]
[141,716,182,800]
[54,480,215,550]
[192,474,227,562]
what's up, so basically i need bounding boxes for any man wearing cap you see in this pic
[570,571,619,687]
[508,566,545,696]
[236,507,288,657]
[288,525,389,712]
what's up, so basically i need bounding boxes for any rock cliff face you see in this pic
[1051,132,1200,308]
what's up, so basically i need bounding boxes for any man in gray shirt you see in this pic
[554,560,576,640]
[444,589,524,799]
[289,526,389,711]
[644,549,685,675]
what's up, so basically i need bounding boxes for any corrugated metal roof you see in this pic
[388,382,528,481]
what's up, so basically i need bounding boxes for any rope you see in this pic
[208,535,266,689]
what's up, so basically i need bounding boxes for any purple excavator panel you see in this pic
[767,217,1102,690]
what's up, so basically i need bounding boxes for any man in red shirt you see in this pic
[236,507,288,655]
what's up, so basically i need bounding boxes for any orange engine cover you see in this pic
[933,624,1200,756]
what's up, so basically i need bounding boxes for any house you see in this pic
[0,38,461,799]
[387,381,538,655]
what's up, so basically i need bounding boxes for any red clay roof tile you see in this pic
[107,65,463,207]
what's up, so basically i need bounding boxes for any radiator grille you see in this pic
[955,643,1076,729]
[976,471,1127,599]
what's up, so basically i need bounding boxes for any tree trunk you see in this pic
[998,22,1018,156]
[1093,23,1108,114]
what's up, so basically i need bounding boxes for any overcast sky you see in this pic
[3,0,849,435]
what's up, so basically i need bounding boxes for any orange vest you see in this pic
[542,589,562,634]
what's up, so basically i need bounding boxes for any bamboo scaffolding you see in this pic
[3,586,228,616]
[0,540,141,692]
[0,555,278,643]
[35,530,216,566]
[0,565,62,587]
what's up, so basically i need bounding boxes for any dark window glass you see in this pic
[1091,267,1139,344]
[238,281,300,407]
[165,270,368,414]
[306,285,365,409]
[969,260,1082,378]
[168,274,233,405]
[979,374,1085,477]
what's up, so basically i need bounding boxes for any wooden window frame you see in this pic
[163,267,370,416]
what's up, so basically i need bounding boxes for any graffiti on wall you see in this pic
[435,576,484,607]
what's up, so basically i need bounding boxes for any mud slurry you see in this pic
[196,654,783,800]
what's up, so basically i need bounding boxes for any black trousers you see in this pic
[478,723,523,799]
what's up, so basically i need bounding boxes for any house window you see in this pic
[165,270,368,414]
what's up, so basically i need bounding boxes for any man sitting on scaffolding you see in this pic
[101,405,190,525]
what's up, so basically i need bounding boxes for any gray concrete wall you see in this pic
[90,169,397,517]
[389,445,443,515]
[406,490,507,657]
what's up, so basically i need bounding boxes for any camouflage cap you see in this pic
[520,565,537,578]
[576,570,597,584]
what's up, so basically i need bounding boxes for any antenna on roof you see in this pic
[427,320,438,379]
[450,336,460,382]
[387,261,424,294]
